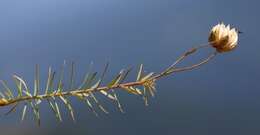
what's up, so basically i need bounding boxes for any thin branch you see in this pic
[164,52,217,74]
[0,43,220,124]
[153,51,217,79]
[152,43,215,79]
[0,46,217,107]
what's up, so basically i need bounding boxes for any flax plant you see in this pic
[0,23,239,125]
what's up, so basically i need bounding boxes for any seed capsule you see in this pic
[209,23,239,52]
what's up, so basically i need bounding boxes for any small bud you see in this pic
[208,23,239,52]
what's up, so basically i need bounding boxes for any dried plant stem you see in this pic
[5,81,143,106]
[0,43,221,125]
[162,52,217,74]
[153,44,217,79]
[3,45,217,107]
[0,22,239,124]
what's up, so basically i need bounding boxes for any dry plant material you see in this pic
[209,22,239,52]
[0,23,239,125]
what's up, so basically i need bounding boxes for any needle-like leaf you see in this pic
[75,94,98,117]
[143,86,148,106]
[5,103,18,116]
[34,64,40,96]
[59,96,75,122]
[100,90,116,101]
[29,101,40,126]
[107,70,123,88]
[12,77,23,97]
[89,92,108,114]
[136,64,143,81]
[111,89,124,113]
[13,75,30,94]
[45,67,53,94]
[53,98,62,122]
[0,92,6,98]
[92,62,109,89]
[121,86,142,95]
[57,61,66,93]
[141,72,154,81]
[79,72,97,89]
[47,99,60,122]
[119,67,132,83]
[21,103,27,121]
[69,62,75,90]
[0,80,14,98]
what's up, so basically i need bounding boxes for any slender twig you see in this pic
[152,43,215,79]
[1,44,217,107]
[162,52,217,74]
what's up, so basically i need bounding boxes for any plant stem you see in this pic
[1,44,218,107]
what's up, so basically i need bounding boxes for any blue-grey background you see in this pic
[0,0,259,135]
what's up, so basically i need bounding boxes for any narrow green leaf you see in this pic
[145,86,155,97]
[92,62,109,89]
[29,102,40,126]
[107,70,123,87]
[34,99,41,125]
[121,86,142,95]
[75,94,98,117]
[48,71,56,94]
[13,75,22,96]
[57,61,66,92]
[79,72,97,89]
[136,64,143,81]
[91,80,101,89]
[78,62,93,89]
[4,91,12,99]
[34,64,40,96]
[147,85,156,97]
[5,103,18,116]
[119,67,132,83]
[111,89,124,113]
[47,99,61,122]
[79,73,89,89]
[13,75,30,94]
[85,98,98,117]
[90,92,108,114]
[100,90,116,100]
[0,91,6,98]
[100,62,109,84]
[22,90,32,97]
[132,87,143,95]
[6,89,14,98]
[141,72,154,81]
[53,98,62,122]
[0,80,14,98]
[21,104,27,121]
[69,62,75,90]
[59,96,75,122]
[45,67,52,94]
[143,87,148,106]
[36,99,42,105]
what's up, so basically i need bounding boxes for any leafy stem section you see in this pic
[4,80,145,107]
[0,44,217,125]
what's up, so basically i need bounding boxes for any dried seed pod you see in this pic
[209,23,239,52]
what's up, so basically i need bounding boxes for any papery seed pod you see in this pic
[209,23,239,52]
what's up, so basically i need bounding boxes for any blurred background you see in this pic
[0,0,259,135]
